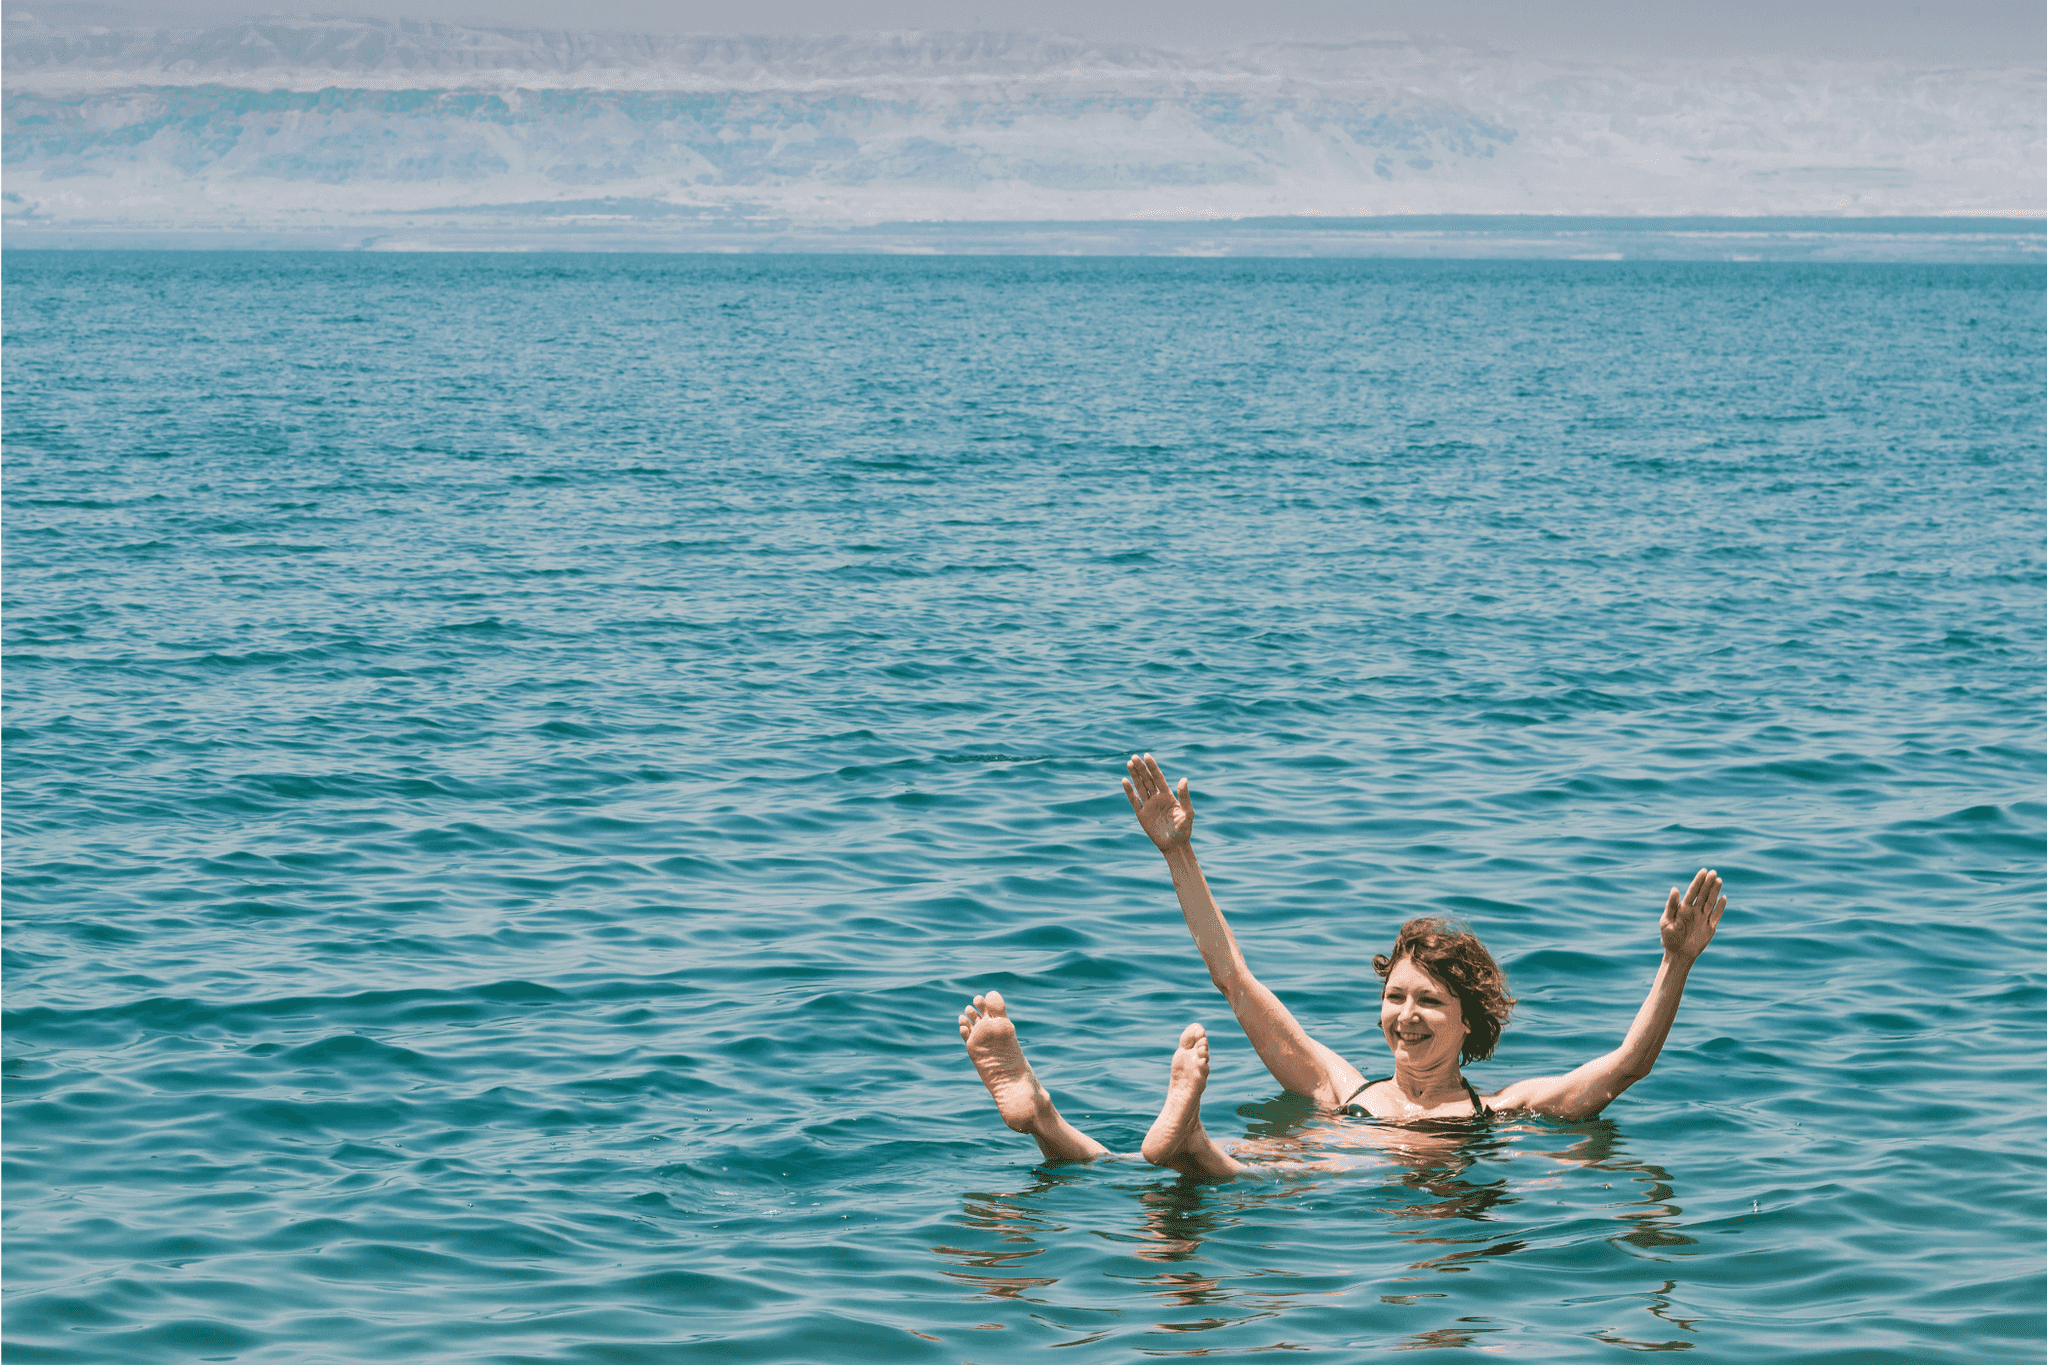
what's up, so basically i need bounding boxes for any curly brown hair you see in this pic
[1372,917,1517,1063]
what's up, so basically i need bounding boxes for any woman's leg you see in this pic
[959,991,1107,1161]
[1141,1024,1243,1177]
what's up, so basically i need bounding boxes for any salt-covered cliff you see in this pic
[2,17,2038,242]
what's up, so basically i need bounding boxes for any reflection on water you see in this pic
[1590,1280,1701,1352]
[1131,1183,1227,1266]
[1394,1323,1508,1351]
[1121,1180,1317,1339]
[933,1101,1704,1351]
[936,1167,1089,1303]
[1531,1122,1698,1253]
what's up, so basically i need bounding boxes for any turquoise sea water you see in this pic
[4,252,2043,1362]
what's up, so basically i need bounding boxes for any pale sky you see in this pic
[18,0,2045,62]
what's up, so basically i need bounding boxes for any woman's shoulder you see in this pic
[1307,1043,1371,1111]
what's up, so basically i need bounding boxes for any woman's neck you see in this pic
[1389,1055,1467,1107]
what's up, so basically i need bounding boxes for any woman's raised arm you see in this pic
[1123,755,1363,1109]
[1489,869,1727,1121]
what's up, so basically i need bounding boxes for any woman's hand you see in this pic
[1122,753,1193,855]
[1659,868,1727,964]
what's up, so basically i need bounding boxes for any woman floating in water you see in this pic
[959,754,1727,1176]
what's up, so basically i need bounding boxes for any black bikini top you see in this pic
[1342,1075,1493,1122]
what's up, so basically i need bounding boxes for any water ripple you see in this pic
[4,253,2042,1363]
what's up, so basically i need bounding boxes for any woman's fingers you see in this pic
[1125,756,1165,810]
[1126,753,1154,800]
[1127,753,1173,804]
[1124,753,1187,815]
[1670,870,1728,950]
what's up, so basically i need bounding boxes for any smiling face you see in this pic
[1379,955,1469,1071]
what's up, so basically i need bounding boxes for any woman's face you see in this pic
[1380,956,1468,1071]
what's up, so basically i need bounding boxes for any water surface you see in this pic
[5,253,2043,1362]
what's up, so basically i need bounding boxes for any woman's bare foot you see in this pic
[1141,1024,1243,1178]
[959,991,1107,1162]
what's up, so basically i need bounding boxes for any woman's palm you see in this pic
[1659,869,1726,962]
[1123,754,1193,852]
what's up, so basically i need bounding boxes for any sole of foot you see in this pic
[959,990,1055,1135]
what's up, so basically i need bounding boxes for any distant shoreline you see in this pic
[5,214,2041,260]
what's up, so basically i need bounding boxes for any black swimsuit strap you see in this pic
[1341,1077,1384,1108]
[1343,1075,1491,1119]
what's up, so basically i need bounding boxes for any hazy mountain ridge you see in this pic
[2,84,1517,216]
[3,17,2038,237]
[2,20,1215,91]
